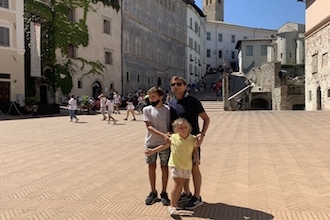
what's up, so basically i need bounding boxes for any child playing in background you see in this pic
[106,95,117,124]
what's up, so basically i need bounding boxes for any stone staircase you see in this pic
[201,100,224,112]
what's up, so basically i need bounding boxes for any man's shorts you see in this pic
[145,145,170,165]
[170,166,190,179]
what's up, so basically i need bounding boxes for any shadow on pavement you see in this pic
[191,202,274,220]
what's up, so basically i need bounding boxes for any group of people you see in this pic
[143,76,210,218]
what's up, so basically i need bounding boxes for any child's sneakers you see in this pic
[167,207,180,218]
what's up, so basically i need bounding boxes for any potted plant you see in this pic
[24,96,39,116]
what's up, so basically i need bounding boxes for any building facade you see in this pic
[57,2,122,102]
[305,0,330,110]
[186,1,206,85]
[121,0,186,95]
[205,22,276,72]
[0,0,25,105]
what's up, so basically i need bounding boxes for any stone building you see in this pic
[121,0,187,95]
[232,22,305,111]
[305,0,330,110]
[0,0,25,105]
[57,2,122,102]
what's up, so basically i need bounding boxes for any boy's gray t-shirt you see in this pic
[143,105,170,146]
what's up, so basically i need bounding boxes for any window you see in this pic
[312,53,318,74]
[103,19,111,34]
[0,27,9,47]
[322,52,328,67]
[195,22,198,33]
[231,51,235,59]
[126,72,130,82]
[68,44,76,58]
[206,32,211,41]
[189,37,193,48]
[0,0,9,8]
[68,8,75,22]
[246,45,253,56]
[190,18,192,28]
[218,50,222,59]
[218,33,222,42]
[328,89,330,98]
[206,49,211,58]
[231,35,236,43]
[78,80,82,89]
[105,51,113,64]
[261,45,267,56]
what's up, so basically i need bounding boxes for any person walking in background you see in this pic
[145,118,199,217]
[123,97,136,121]
[169,76,210,210]
[98,94,107,121]
[113,91,121,114]
[106,95,117,124]
[68,95,79,123]
[143,86,171,206]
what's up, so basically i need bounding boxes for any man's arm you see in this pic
[196,112,210,145]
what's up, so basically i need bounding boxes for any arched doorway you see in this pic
[316,86,321,110]
[92,81,102,98]
[250,98,270,110]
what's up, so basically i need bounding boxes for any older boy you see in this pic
[143,86,171,206]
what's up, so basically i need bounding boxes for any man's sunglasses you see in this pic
[171,82,184,87]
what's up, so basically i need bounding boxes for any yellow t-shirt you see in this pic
[168,133,196,170]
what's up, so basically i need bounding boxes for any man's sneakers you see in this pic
[184,196,203,210]
[145,191,159,205]
[160,192,170,206]
[178,192,192,203]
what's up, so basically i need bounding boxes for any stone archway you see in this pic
[92,81,102,98]
[250,98,270,110]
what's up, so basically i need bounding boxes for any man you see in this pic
[169,76,210,210]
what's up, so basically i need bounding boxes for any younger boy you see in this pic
[143,86,171,206]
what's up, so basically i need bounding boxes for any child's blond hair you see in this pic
[172,118,192,133]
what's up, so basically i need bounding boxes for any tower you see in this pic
[203,0,224,21]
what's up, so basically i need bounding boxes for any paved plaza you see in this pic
[1,101,330,220]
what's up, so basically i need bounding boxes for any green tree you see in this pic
[24,0,120,101]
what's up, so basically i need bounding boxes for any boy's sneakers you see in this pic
[184,196,203,210]
[178,192,192,203]
[160,192,170,206]
[145,191,159,205]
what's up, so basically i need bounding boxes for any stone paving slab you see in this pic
[1,101,330,219]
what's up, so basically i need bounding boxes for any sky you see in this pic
[195,0,305,30]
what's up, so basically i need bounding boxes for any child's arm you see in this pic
[145,121,170,141]
[145,139,171,156]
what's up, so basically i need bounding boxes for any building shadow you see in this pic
[184,202,274,220]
